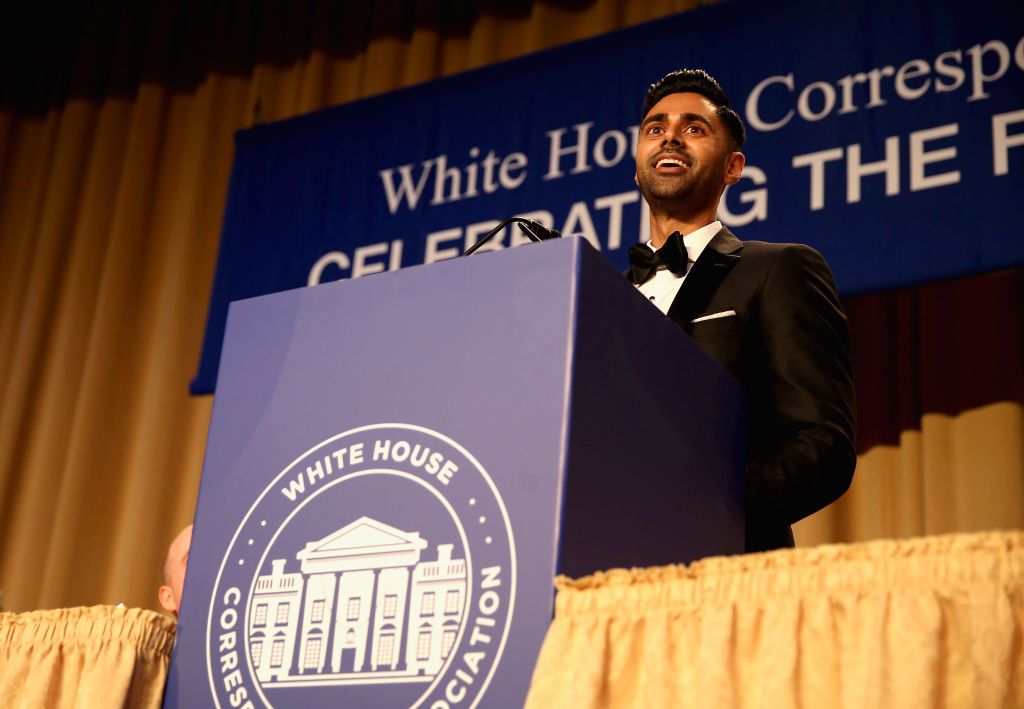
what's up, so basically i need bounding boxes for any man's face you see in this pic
[635,92,743,212]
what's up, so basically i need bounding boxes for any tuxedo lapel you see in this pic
[667,226,743,329]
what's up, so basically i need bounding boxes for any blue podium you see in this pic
[165,237,745,708]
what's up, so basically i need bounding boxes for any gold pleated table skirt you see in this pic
[1,532,1020,708]
[525,531,1024,708]
[0,605,175,709]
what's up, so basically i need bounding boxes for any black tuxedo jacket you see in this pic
[666,226,856,552]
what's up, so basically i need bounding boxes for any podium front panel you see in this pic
[166,238,744,708]
[168,241,584,708]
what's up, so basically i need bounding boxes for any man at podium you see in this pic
[628,69,856,552]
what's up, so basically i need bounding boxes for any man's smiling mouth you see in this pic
[654,155,690,172]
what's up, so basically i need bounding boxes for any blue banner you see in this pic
[194,0,1024,393]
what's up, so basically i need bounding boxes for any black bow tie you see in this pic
[628,231,689,285]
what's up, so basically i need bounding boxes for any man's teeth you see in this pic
[657,158,683,168]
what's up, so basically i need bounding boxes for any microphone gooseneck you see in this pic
[462,217,562,256]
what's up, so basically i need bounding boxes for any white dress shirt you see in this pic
[636,221,722,315]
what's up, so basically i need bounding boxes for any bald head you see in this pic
[159,524,192,616]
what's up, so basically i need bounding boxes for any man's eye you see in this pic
[648,125,663,135]
[687,124,704,134]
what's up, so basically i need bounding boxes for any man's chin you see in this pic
[642,185,695,206]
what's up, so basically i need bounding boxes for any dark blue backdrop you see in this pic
[193,0,1024,393]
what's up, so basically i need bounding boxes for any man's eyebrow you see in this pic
[640,111,715,131]
[641,112,668,129]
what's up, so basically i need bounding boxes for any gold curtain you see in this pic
[526,530,1024,708]
[796,403,1024,545]
[0,605,176,708]
[0,0,706,614]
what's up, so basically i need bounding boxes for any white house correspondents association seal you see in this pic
[205,423,517,708]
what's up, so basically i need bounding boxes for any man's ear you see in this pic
[634,172,639,187]
[159,584,178,613]
[724,151,745,185]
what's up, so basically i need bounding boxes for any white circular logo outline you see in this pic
[204,423,518,709]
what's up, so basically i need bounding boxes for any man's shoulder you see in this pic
[730,237,830,270]
[734,238,820,256]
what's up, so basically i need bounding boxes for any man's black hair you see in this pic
[641,69,746,150]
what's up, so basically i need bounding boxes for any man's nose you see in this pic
[661,124,684,145]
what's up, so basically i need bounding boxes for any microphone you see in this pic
[463,217,562,256]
